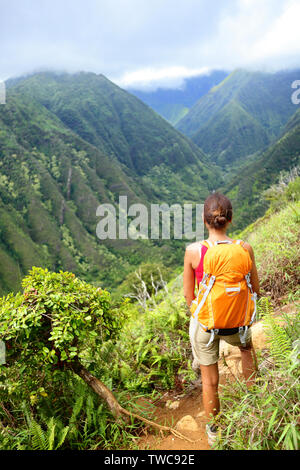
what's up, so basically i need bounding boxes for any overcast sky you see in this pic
[1,0,300,89]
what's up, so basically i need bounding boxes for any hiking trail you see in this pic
[136,303,295,450]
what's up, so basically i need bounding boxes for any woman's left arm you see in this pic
[183,248,196,308]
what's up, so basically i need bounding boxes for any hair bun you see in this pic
[215,215,227,225]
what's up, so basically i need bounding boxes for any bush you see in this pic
[216,299,300,450]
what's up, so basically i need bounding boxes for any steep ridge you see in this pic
[0,89,152,294]
[177,69,300,167]
[0,72,220,295]
[221,107,300,232]
[127,70,228,126]
[11,72,220,202]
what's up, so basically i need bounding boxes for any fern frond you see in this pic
[47,417,56,450]
[55,426,69,449]
[69,395,84,426]
[30,419,48,450]
[263,311,292,368]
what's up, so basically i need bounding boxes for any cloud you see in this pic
[0,0,299,88]
[116,66,212,91]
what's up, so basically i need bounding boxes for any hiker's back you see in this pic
[190,239,257,337]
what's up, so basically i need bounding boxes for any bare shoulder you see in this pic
[185,241,202,252]
[242,241,255,258]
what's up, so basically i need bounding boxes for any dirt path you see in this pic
[137,386,210,450]
[136,303,296,451]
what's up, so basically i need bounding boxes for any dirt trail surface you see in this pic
[137,388,210,450]
[136,305,296,450]
[136,323,266,450]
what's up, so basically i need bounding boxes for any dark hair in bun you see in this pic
[204,192,232,230]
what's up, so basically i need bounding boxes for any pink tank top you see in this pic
[194,243,208,286]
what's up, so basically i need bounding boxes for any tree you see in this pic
[0,267,126,418]
[0,267,190,440]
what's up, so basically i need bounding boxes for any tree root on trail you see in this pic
[69,359,199,443]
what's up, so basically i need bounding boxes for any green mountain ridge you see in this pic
[223,107,300,232]
[13,72,216,185]
[177,68,300,167]
[0,72,220,296]
[127,70,228,125]
[192,99,270,166]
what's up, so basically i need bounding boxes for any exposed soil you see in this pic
[135,302,296,451]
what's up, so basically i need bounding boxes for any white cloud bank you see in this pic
[0,0,299,89]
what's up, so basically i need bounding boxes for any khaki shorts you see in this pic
[189,317,252,366]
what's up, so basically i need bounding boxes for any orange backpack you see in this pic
[190,239,257,346]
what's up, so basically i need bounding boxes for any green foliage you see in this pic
[262,168,300,212]
[118,262,172,301]
[235,178,300,299]
[92,275,196,393]
[216,301,300,450]
[177,69,299,167]
[0,267,119,367]
[28,417,69,450]
[0,373,144,450]
[0,71,219,296]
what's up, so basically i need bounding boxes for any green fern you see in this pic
[69,395,84,427]
[29,417,69,450]
[256,296,272,321]
[30,419,48,450]
[262,306,292,368]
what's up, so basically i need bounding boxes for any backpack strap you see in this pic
[206,329,219,347]
[239,326,249,347]
[214,240,232,246]
[193,275,216,318]
[235,239,246,247]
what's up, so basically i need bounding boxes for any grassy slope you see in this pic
[192,99,269,166]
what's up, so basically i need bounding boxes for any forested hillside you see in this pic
[0,72,221,295]
[176,69,300,167]
[127,70,228,125]
[1,173,299,451]
[224,109,300,232]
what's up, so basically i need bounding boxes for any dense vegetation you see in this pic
[0,72,221,296]
[128,70,228,125]
[0,176,299,450]
[176,69,300,167]
[223,109,300,232]
[0,69,299,450]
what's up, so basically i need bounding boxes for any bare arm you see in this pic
[243,242,260,296]
[183,248,196,308]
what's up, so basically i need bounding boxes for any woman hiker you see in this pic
[183,192,260,447]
